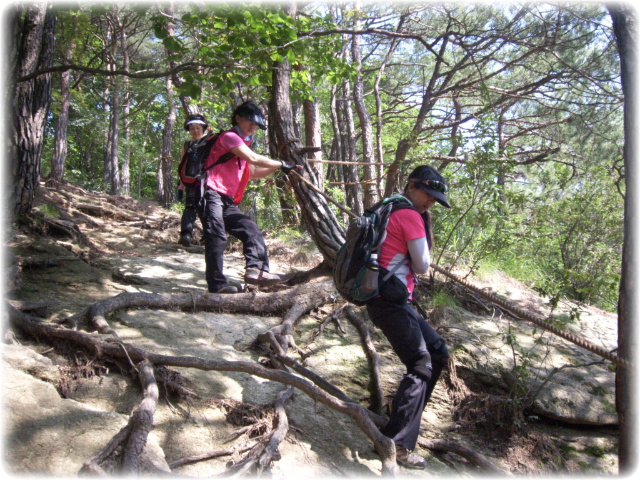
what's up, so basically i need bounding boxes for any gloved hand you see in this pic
[280,159,297,174]
[177,189,184,202]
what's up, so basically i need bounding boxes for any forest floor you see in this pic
[3,180,620,478]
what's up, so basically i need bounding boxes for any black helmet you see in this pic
[232,101,267,130]
[407,165,451,208]
[184,113,208,132]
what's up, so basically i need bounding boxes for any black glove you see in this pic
[177,189,184,202]
[280,159,297,174]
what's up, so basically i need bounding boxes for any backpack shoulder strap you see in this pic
[368,196,418,252]
[202,130,236,173]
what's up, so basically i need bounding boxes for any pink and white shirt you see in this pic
[203,130,252,204]
[378,203,430,295]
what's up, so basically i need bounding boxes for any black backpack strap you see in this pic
[367,196,417,251]
[202,130,236,173]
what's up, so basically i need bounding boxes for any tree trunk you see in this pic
[384,36,450,197]
[107,85,121,195]
[157,2,194,207]
[374,16,404,200]
[329,84,346,196]
[9,2,56,219]
[164,2,198,119]
[609,4,637,474]
[341,79,364,216]
[50,67,71,183]
[50,15,78,184]
[267,103,299,226]
[120,17,131,196]
[158,74,176,207]
[351,1,377,209]
[303,97,324,188]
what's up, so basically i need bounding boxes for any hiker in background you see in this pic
[368,165,451,469]
[199,100,297,294]
[177,113,209,247]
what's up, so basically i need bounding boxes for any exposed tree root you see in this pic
[168,448,236,469]
[343,305,385,413]
[80,360,162,475]
[222,386,295,477]
[418,438,509,475]
[8,304,399,476]
[58,278,336,332]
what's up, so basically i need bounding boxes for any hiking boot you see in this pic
[396,446,426,469]
[179,233,192,247]
[244,268,282,287]
[210,285,238,294]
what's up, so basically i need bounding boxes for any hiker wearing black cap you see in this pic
[199,101,297,294]
[368,165,451,469]
[178,113,209,247]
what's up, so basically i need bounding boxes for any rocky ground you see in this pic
[3,181,620,478]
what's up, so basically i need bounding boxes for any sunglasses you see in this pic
[413,179,448,193]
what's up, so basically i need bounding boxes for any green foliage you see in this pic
[37,204,61,219]
[148,3,350,100]
[428,290,461,310]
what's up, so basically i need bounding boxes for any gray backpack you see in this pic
[333,196,416,305]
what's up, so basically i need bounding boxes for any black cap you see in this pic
[233,101,267,130]
[407,165,451,208]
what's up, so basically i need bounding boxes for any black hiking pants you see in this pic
[366,297,449,451]
[199,188,270,292]
[180,185,201,238]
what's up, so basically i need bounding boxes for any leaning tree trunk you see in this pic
[10,2,56,219]
[270,58,345,267]
[383,36,450,198]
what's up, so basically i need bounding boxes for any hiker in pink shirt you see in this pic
[199,101,297,294]
[368,165,451,469]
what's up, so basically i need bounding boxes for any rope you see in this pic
[290,171,354,218]
[289,170,632,370]
[429,264,631,370]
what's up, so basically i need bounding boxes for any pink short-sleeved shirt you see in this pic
[378,208,426,294]
[203,130,252,204]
